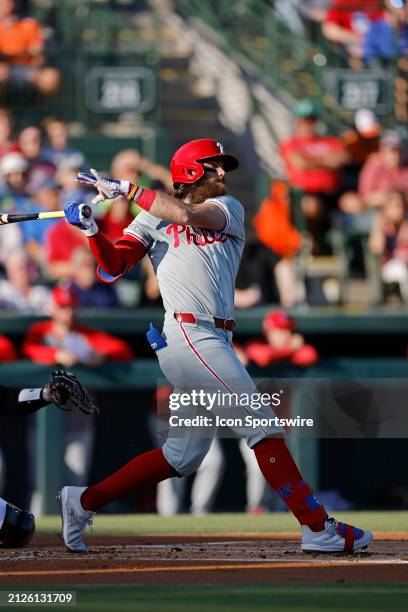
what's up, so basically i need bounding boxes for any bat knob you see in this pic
[81,205,92,219]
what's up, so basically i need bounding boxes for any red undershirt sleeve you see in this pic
[88,232,148,284]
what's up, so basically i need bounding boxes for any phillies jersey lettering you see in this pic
[124,195,245,319]
[166,224,228,248]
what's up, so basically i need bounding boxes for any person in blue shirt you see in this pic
[41,117,85,168]
[68,246,120,309]
[21,180,62,269]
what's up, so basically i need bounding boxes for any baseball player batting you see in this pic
[59,139,372,553]
[0,370,97,547]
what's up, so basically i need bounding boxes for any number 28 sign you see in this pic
[86,67,156,114]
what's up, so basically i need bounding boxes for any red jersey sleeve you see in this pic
[88,232,147,284]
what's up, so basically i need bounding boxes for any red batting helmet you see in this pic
[170,139,239,187]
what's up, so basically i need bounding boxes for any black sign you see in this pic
[329,69,392,115]
[86,67,156,113]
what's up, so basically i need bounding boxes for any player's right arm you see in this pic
[76,170,228,232]
[64,201,148,281]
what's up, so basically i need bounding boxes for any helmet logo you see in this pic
[216,142,224,153]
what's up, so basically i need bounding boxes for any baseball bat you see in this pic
[0,205,92,225]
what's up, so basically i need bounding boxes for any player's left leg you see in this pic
[251,436,372,552]
[0,497,35,548]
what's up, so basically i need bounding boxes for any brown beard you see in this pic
[174,179,227,203]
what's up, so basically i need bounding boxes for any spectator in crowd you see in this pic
[235,181,302,309]
[42,117,85,168]
[0,249,50,313]
[0,151,33,212]
[18,125,55,195]
[244,310,319,368]
[22,180,61,269]
[111,149,173,193]
[55,157,89,208]
[23,285,133,366]
[337,109,381,226]
[322,0,384,64]
[44,216,87,280]
[98,197,134,243]
[279,99,347,253]
[0,0,59,94]
[0,108,18,196]
[0,109,18,159]
[0,217,21,269]
[369,190,408,301]
[341,109,381,191]
[68,247,119,309]
[0,334,16,361]
[359,130,408,208]
[252,180,302,307]
[364,0,408,66]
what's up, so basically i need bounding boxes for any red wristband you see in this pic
[126,185,156,211]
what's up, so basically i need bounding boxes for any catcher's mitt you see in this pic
[48,370,99,415]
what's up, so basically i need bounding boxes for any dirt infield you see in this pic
[0,534,407,585]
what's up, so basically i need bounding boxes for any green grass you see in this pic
[17,585,408,612]
[36,511,408,536]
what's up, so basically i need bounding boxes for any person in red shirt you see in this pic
[245,310,319,368]
[23,285,133,366]
[322,0,384,60]
[45,219,87,280]
[279,99,347,252]
[98,198,134,243]
[359,130,408,208]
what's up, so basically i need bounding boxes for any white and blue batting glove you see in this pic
[75,168,130,204]
[64,201,99,237]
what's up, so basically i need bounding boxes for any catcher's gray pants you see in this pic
[157,315,282,477]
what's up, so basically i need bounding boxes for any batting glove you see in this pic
[64,201,98,237]
[75,168,130,204]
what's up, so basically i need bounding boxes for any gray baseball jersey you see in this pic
[120,193,282,476]
[123,195,245,319]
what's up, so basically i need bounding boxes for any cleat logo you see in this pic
[216,142,224,153]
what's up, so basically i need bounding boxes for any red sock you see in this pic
[81,448,176,511]
[254,437,327,531]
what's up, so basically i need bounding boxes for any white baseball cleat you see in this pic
[58,486,94,553]
[301,517,373,553]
